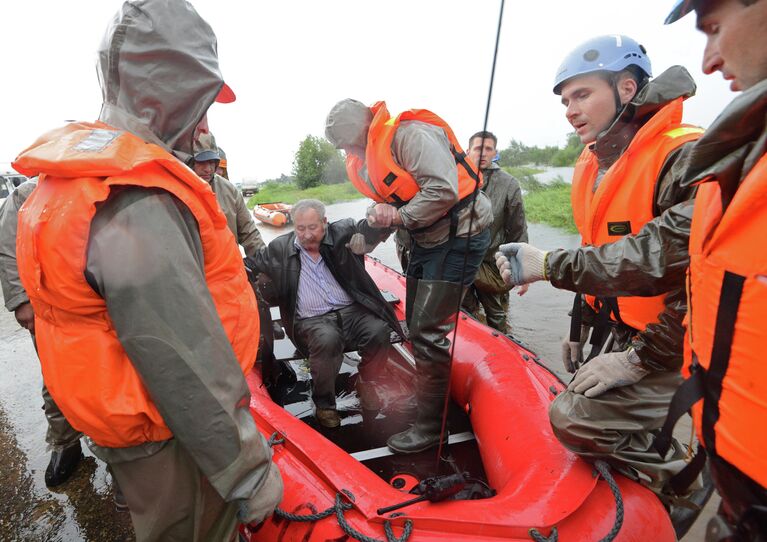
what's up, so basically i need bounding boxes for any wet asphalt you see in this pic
[0,198,716,540]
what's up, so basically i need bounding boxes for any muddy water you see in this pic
[1,197,715,540]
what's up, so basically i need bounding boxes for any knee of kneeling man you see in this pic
[548,391,589,444]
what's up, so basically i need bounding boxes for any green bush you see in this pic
[248,181,365,207]
[522,176,576,233]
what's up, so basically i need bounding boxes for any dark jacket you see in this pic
[247,218,404,349]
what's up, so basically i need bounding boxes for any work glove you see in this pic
[345,232,368,255]
[495,242,548,287]
[568,348,649,398]
[239,464,284,525]
[561,324,590,373]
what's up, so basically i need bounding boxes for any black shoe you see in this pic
[669,464,715,539]
[44,440,83,487]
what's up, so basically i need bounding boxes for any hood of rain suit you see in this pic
[325,98,373,149]
[96,0,229,160]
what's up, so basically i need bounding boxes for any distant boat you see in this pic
[253,202,292,227]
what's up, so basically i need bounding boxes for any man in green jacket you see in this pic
[462,130,528,333]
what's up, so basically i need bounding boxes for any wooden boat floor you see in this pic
[265,352,490,490]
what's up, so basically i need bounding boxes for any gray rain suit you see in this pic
[16,1,283,539]
[0,179,82,449]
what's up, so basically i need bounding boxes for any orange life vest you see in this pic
[13,122,260,448]
[571,98,703,331]
[345,101,481,204]
[683,154,767,488]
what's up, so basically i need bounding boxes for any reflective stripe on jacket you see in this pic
[346,101,481,204]
[686,153,767,488]
[13,122,260,448]
[571,97,703,331]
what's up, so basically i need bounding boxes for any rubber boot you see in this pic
[45,440,83,487]
[405,276,419,329]
[387,280,465,454]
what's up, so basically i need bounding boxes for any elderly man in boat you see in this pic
[192,132,265,258]
[246,199,404,428]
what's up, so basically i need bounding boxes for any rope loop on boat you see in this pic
[528,526,558,542]
[274,489,413,542]
[527,460,624,542]
[593,460,624,542]
[267,431,285,447]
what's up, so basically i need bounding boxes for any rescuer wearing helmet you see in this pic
[500,35,709,534]
[497,2,767,538]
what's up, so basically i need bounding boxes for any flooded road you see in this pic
[1,196,714,540]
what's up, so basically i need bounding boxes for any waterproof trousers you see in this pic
[549,368,689,497]
[42,384,82,449]
[462,287,509,332]
[109,439,239,542]
[709,455,767,541]
[388,230,489,453]
[293,303,392,409]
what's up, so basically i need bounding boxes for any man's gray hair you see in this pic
[292,199,326,220]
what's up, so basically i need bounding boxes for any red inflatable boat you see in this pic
[242,258,675,541]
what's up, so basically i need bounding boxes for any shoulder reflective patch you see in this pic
[607,221,631,236]
[664,126,704,139]
[385,117,398,126]
[73,129,122,152]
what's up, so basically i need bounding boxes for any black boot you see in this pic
[45,440,83,487]
[387,280,465,454]
[669,463,715,539]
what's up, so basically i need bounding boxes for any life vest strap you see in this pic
[451,147,481,184]
[701,270,745,453]
[654,270,746,493]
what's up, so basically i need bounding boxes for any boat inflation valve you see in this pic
[377,472,468,515]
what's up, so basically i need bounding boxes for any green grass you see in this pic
[247,181,365,208]
[521,175,577,233]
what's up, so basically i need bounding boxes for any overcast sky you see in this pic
[2,0,734,181]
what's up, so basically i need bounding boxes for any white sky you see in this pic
[2,1,734,181]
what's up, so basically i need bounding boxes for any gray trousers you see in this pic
[549,369,689,496]
[110,439,239,542]
[293,303,391,409]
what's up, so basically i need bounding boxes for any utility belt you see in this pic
[407,192,477,239]
[569,293,634,362]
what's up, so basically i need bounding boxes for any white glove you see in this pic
[561,325,590,373]
[345,233,368,255]
[495,242,548,286]
[568,348,649,398]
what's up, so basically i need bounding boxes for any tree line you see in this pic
[286,132,583,189]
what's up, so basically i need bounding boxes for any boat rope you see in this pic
[527,460,624,542]
[436,0,506,466]
[528,527,558,542]
[593,460,624,542]
[273,489,414,542]
[267,431,285,447]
